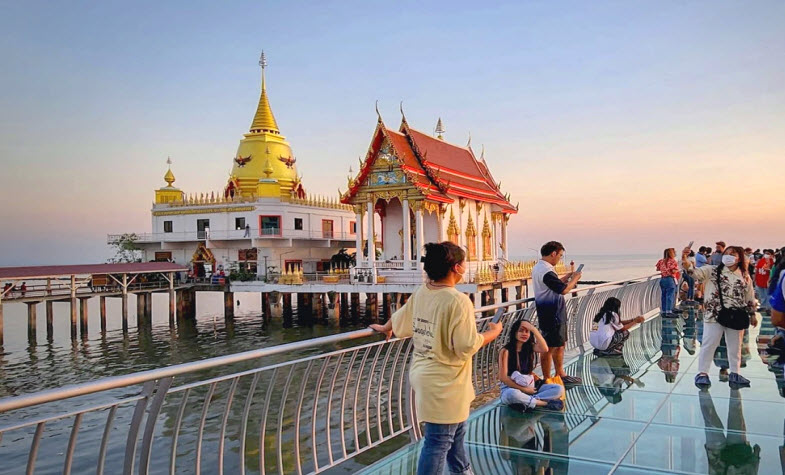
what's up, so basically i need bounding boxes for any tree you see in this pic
[108,233,142,263]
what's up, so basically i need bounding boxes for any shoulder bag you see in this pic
[715,264,750,330]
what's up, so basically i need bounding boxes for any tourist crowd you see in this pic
[369,239,785,474]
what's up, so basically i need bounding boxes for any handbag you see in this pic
[715,264,750,330]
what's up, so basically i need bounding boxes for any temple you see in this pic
[340,110,518,284]
[117,53,356,277]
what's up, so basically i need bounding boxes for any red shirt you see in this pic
[656,258,679,278]
[755,257,772,288]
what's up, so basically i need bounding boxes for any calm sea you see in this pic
[511,253,660,283]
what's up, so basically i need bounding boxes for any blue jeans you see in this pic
[756,286,770,311]
[660,277,677,314]
[683,273,695,300]
[418,421,473,475]
[500,384,564,409]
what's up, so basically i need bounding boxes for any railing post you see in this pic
[123,380,156,475]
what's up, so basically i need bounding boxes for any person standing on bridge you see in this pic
[656,248,680,317]
[683,245,757,388]
[370,241,503,475]
[533,241,583,385]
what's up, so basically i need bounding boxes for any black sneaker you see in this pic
[544,399,564,411]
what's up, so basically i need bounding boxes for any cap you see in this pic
[716,241,726,247]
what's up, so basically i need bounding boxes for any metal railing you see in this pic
[107,228,356,244]
[0,275,660,474]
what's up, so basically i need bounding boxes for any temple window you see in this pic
[259,216,281,236]
[235,217,246,230]
[163,221,173,233]
[294,218,303,230]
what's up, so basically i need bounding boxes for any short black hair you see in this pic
[423,242,465,281]
[540,241,565,257]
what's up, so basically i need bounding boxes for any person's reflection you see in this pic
[659,318,681,383]
[683,308,697,356]
[591,356,643,403]
[498,406,570,474]
[699,389,761,473]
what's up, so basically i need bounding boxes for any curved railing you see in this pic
[0,275,660,474]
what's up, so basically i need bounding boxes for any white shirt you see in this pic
[590,312,623,350]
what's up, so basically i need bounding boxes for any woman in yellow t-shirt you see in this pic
[371,241,502,475]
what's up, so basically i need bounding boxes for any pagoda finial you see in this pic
[400,101,407,124]
[250,50,279,134]
[263,156,274,178]
[375,100,383,123]
[435,118,445,140]
[466,132,472,148]
[480,144,485,161]
[164,156,175,186]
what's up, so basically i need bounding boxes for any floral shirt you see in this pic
[656,258,679,278]
[688,264,755,323]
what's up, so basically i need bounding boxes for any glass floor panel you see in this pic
[362,312,785,474]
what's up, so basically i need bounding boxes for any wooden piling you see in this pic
[99,296,107,333]
[46,300,54,340]
[339,293,349,325]
[366,293,378,323]
[168,289,176,327]
[27,302,37,342]
[350,293,360,321]
[0,297,3,346]
[515,285,524,310]
[224,291,235,320]
[262,292,271,321]
[79,297,89,335]
[121,293,129,331]
[70,297,78,339]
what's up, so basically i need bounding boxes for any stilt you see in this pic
[176,288,195,321]
[313,293,323,319]
[282,293,293,327]
[486,289,496,317]
[301,293,313,324]
[27,302,37,342]
[168,289,176,327]
[366,293,378,323]
[121,293,129,331]
[70,297,78,339]
[99,296,107,333]
[339,293,349,326]
[469,293,476,305]
[262,292,271,321]
[350,293,360,322]
[501,288,509,305]
[46,300,54,341]
[136,294,147,327]
[224,291,235,320]
[321,294,329,321]
[0,296,3,346]
[79,297,89,335]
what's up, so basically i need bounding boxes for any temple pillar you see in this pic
[437,208,444,242]
[355,208,364,264]
[402,198,412,269]
[415,206,424,269]
[168,272,176,327]
[366,200,376,267]
[501,217,509,260]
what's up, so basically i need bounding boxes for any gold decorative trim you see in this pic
[423,201,440,215]
[153,206,256,216]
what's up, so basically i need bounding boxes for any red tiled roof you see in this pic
[342,118,516,212]
[0,262,188,280]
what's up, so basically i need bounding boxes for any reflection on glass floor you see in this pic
[364,309,785,474]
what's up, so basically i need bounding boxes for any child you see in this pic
[589,297,645,357]
[498,318,564,412]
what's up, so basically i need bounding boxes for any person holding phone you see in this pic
[370,241,502,475]
[589,297,645,356]
[532,241,582,384]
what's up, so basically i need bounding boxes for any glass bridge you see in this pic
[363,310,785,474]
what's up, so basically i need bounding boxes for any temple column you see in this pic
[458,202,465,250]
[366,200,375,268]
[402,198,412,269]
[437,207,444,242]
[415,205,424,269]
[501,216,509,260]
[355,207,364,264]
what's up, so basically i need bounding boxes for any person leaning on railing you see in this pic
[370,241,502,475]
[682,245,757,388]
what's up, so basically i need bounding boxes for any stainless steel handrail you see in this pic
[0,273,662,474]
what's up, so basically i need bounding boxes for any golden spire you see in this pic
[164,156,175,186]
[250,51,280,134]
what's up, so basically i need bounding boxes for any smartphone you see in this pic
[491,307,505,324]
[575,264,584,273]
[687,241,694,249]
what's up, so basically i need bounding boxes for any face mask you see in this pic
[721,255,737,266]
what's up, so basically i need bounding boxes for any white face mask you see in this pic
[721,255,738,267]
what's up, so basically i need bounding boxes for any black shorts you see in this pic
[539,317,567,348]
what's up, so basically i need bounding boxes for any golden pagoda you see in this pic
[230,52,299,198]
[155,157,184,204]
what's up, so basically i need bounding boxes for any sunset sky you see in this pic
[1,1,783,265]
